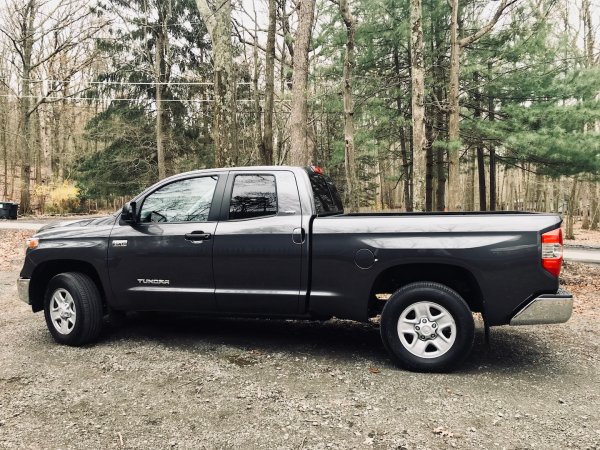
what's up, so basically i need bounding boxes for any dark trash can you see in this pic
[0,202,18,220]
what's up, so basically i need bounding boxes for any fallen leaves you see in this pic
[368,367,380,374]
[433,426,453,437]
[0,230,33,271]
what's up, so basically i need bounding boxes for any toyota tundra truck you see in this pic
[17,166,573,372]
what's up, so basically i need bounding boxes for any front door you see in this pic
[108,174,224,312]
[212,170,305,315]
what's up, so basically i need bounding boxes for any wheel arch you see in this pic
[368,263,485,318]
[30,260,107,313]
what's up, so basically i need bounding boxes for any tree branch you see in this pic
[459,0,516,47]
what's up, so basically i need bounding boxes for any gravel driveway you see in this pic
[0,230,598,449]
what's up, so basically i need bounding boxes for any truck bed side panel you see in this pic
[309,214,561,325]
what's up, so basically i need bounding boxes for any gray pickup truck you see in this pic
[17,166,572,372]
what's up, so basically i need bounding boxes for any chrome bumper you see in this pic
[510,288,573,326]
[17,278,31,305]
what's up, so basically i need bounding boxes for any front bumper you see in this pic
[17,278,31,305]
[510,288,573,326]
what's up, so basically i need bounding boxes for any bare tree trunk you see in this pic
[33,108,41,185]
[477,149,486,211]
[289,0,315,166]
[195,0,238,166]
[425,126,433,211]
[566,177,579,240]
[150,0,171,179]
[393,47,412,211]
[409,0,426,211]
[339,0,359,212]
[465,149,475,210]
[260,0,276,165]
[488,62,496,211]
[0,81,8,198]
[583,0,594,67]
[582,0,595,227]
[252,9,263,163]
[17,0,36,213]
[155,49,165,179]
[434,78,446,211]
[447,0,461,211]
[472,71,486,210]
[591,183,599,230]
[581,182,591,229]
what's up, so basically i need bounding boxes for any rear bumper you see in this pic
[17,278,31,305]
[509,288,573,326]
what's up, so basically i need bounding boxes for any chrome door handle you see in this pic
[185,231,212,242]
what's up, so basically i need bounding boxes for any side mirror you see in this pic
[121,201,137,224]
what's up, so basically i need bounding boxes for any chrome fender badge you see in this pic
[137,279,170,285]
[112,240,128,247]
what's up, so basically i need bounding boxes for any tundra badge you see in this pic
[137,279,170,285]
[112,240,128,247]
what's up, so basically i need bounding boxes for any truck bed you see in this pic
[309,212,561,325]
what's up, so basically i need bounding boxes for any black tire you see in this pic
[380,282,474,372]
[43,272,104,346]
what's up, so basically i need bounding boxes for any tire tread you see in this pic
[44,272,104,346]
[380,281,475,372]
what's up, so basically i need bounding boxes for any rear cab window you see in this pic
[307,171,344,216]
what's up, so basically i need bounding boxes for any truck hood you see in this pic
[36,215,118,235]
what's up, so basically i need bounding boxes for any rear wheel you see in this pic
[43,272,104,346]
[380,282,474,372]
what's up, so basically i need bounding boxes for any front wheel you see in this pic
[43,272,104,346]
[380,282,474,372]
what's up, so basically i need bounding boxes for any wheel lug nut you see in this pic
[431,334,436,338]
[415,326,420,330]
[432,323,437,328]
[420,336,426,340]
[421,318,427,323]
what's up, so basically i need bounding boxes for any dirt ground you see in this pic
[0,229,599,449]
[564,220,600,247]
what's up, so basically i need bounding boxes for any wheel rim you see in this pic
[49,288,77,335]
[397,301,456,359]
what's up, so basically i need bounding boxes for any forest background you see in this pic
[0,0,599,238]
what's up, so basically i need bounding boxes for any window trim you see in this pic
[223,172,279,222]
[136,174,222,225]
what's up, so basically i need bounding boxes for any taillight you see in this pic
[541,228,563,277]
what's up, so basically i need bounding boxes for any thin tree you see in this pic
[289,0,315,166]
[339,0,359,212]
[409,0,426,211]
[488,60,496,210]
[473,71,486,210]
[153,0,171,180]
[260,0,276,166]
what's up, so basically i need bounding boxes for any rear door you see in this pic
[108,173,226,312]
[212,170,304,315]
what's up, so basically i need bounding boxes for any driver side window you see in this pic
[139,176,218,223]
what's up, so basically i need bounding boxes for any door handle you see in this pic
[292,227,305,244]
[185,231,212,242]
